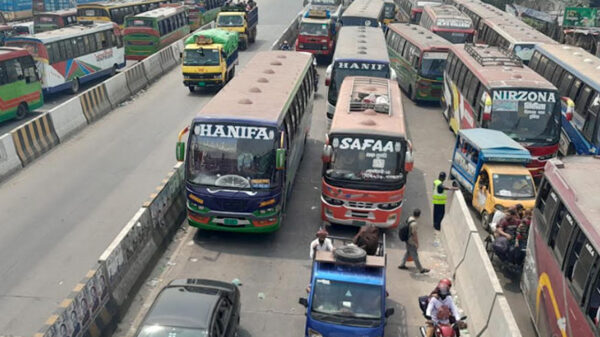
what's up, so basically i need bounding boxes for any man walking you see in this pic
[432,172,456,231]
[399,209,430,273]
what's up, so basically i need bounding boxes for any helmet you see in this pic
[439,278,452,289]
[438,283,450,299]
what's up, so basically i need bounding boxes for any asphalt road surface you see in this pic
[0,4,302,335]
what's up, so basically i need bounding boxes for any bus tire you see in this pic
[15,103,28,120]
[409,85,417,102]
[69,78,80,94]
[188,86,195,93]
[110,64,117,76]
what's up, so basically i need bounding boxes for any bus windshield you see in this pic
[384,3,396,19]
[420,52,446,80]
[311,279,382,322]
[77,8,108,18]
[34,15,58,24]
[126,18,154,27]
[435,30,472,43]
[300,22,329,36]
[492,173,535,199]
[217,15,243,27]
[327,135,404,184]
[342,17,379,27]
[512,44,536,63]
[311,0,339,5]
[184,49,220,66]
[186,122,278,189]
[328,62,389,105]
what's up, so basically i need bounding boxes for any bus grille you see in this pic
[347,201,375,209]
[183,73,220,79]
[221,199,248,212]
[301,43,324,50]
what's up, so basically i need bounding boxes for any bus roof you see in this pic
[544,157,600,245]
[77,0,156,9]
[10,22,116,43]
[333,26,389,63]
[341,0,384,20]
[36,9,76,16]
[331,76,407,139]
[132,6,184,19]
[485,15,557,45]
[407,0,443,8]
[459,128,531,162]
[193,51,312,125]
[424,4,471,21]
[451,44,555,90]
[452,0,507,20]
[388,23,452,50]
[535,44,600,93]
[0,47,30,62]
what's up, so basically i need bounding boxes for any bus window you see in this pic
[550,207,575,265]
[560,72,574,97]
[537,55,548,75]
[19,56,37,82]
[583,94,600,143]
[529,51,540,70]
[543,60,556,81]
[570,235,598,301]
[585,274,600,327]
[565,230,587,281]
[575,85,594,118]
[542,189,560,225]
[569,78,583,102]
[551,67,564,86]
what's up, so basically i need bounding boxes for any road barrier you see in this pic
[80,84,112,123]
[104,72,132,107]
[144,162,185,238]
[441,191,523,337]
[124,63,148,94]
[48,97,87,141]
[142,53,164,82]
[10,114,59,166]
[157,47,178,72]
[0,133,21,181]
[271,13,301,50]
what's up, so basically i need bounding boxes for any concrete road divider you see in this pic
[441,191,523,337]
[144,162,186,237]
[104,72,132,107]
[0,133,22,181]
[48,97,87,142]
[124,63,148,94]
[158,47,177,72]
[271,13,301,50]
[142,53,164,82]
[80,84,112,123]
[11,113,59,166]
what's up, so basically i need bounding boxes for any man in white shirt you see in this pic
[310,228,333,259]
[425,283,461,337]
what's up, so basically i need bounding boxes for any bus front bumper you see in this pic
[183,74,225,87]
[321,201,402,229]
[187,208,281,233]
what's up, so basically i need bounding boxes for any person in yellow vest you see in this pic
[432,172,457,231]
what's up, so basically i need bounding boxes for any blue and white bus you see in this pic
[176,51,316,233]
[529,44,600,156]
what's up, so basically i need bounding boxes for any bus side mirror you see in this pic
[176,142,185,162]
[561,96,574,121]
[299,297,308,307]
[390,68,397,81]
[322,144,333,163]
[385,308,395,318]
[276,148,286,170]
[325,64,333,86]
[405,149,413,172]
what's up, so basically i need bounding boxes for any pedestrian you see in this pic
[309,228,333,259]
[398,209,430,273]
[432,172,457,231]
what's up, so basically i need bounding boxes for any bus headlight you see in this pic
[538,153,556,161]
[322,45,328,50]
[308,329,323,337]
[322,194,344,206]
[378,201,402,210]
[298,43,304,49]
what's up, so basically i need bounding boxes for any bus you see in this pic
[419,4,474,43]
[6,22,125,94]
[34,9,77,33]
[529,44,600,156]
[0,25,13,46]
[383,0,398,26]
[385,23,452,102]
[340,0,384,28]
[123,6,189,60]
[175,51,316,233]
[0,47,43,122]
[321,76,413,228]
[521,157,600,337]
[442,44,564,177]
[11,22,34,35]
[184,0,225,31]
[477,14,558,64]
[325,26,395,121]
[449,0,505,33]
[77,0,174,28]
[397,0,442,24]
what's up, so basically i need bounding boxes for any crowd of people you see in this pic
[491,203,532,265]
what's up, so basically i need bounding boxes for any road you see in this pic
[114,67,463,336]
[0,7,300,336]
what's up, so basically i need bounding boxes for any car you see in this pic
[135,279,241,337]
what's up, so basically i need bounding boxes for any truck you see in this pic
[182,28,239,92]
[449,128,537,230]
[216,4,258,50]
[298,235,395,337]
[296,9,338,60]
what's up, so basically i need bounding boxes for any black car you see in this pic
[135,279,241,337]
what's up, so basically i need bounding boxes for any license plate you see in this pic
[198,82,206,86]
[223,218,238,226]
[352,220,366,226]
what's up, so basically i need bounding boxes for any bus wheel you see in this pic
[409,85,417,102]
[15,103,29,120]
[188,86,195,93]
[69,78,80,94]
[110,65,117,76]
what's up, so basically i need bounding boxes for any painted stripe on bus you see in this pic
[536,272,567,337]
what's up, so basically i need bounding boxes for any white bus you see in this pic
[6,22,125,94]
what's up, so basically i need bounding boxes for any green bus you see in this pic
[0,47,43,122]
[123,5,190,61]
[184,0,225,31]
[385,23,451,102]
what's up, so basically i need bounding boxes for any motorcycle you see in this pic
[418,295,467,337]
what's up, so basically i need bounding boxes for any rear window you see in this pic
[34,15,58,24]
[126,18,154,28]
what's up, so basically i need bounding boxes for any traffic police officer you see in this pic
[432,172,456,230]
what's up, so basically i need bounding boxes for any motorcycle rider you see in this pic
[280,40,291,50]
[425,282,462,337]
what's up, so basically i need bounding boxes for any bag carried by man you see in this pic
[399,218,415,242]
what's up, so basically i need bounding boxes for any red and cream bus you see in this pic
[443,44,564,177]
[397,0,442,24]
[522,157,600,337]
[419,4,474,44]
[321,76,413,228]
